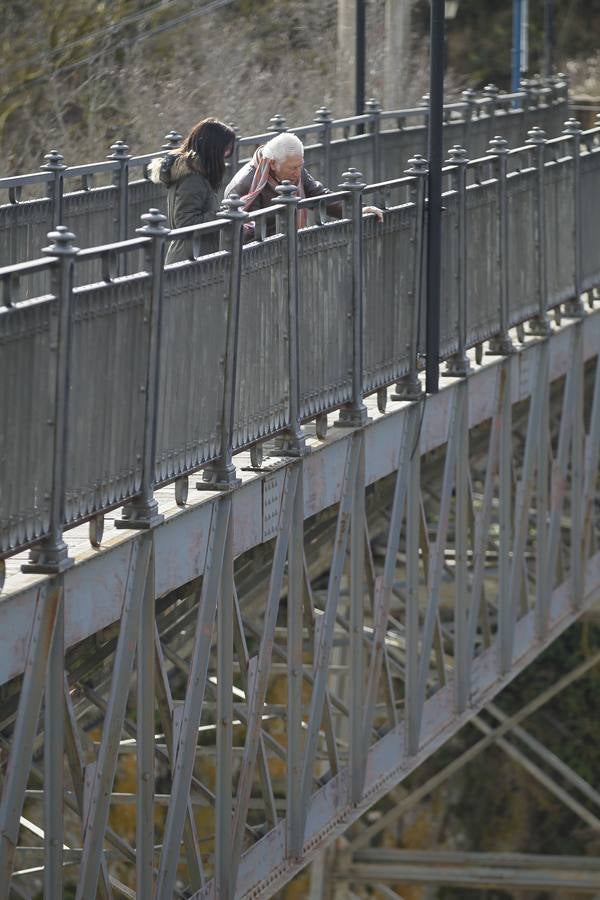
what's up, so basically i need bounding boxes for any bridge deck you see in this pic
[1,313,597,684]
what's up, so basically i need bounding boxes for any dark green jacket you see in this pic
[149,153,220,264]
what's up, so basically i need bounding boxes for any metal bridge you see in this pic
[0,79,599,898]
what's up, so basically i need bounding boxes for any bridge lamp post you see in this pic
[425,0,458,393]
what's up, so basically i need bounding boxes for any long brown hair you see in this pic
[180,118,235,190]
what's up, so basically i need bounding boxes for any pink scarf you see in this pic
[241,147,308,229]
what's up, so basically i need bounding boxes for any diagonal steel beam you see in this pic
[348,649,600,851]
[0,581,60,887]
[472,713,600,831]
[582,347,600,572]
[230,467,299,888]
[153,624,205,890]
[232,588,278,830]
[216,510,234,898]
[360,411,414,783]
[63,682,114,900]
[501,343,548,673]
[297,436,361,845]
[43,586,64,899]
[349,434,366,805]
[136,543,155,898]
[414,393,459,741]
[156,497,231,899]
[76,536,152,900]
[287,465,306,859]
[487,701,600,814]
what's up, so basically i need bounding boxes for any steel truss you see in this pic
[326,648,600,897]
[0,305,598,898]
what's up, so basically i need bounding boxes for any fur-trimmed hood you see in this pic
[147,151,204,187]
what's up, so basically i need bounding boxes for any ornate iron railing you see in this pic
[0,116,598,574]
[0,77,568,286]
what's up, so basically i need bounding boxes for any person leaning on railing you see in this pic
[148,117,236,263]
[224,132,382,238]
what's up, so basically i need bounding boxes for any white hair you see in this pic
[262,132,304,163]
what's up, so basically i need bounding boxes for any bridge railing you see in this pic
[1,116,599,574]
[0,76,569,286]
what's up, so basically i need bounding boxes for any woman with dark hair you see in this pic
[149,117,235,263]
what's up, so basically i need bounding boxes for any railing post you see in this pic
[268,113,287,133]
[461,88,477,153]
[198,195,247,490]
[483,84,500,145]
[117,209,168,529]
[393,154,428,400]
[562,118,585,317]
[521,78,537,133]
[526,126,552,335]
[108,140,130,245]
[365,98,382,183]
[336,168,370,428]
[41,150,66,230]
[556,71,569,103]
[486,136,514,355]
[22,227,78,574]
[161,130,182,151]
[314,106,333,187]
[483,83,499,115]
[421,94,430,157]
[445,146,471,376]
[273,181,306,456]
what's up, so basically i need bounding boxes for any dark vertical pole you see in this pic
[356,0,366,118]
[426,0,444,394]
[512,0,522,94]
[544,0,554,76]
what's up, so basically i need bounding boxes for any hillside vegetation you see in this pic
[1,0,599,175]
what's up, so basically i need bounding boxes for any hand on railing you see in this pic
[362,204,384,222]
[242,220,255,241]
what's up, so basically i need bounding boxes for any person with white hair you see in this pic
[224,131,382,233]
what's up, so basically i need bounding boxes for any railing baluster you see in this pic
[445,145,471,376]
[526,126,552,335]
[314,106,333,187]
[483,84,500,148]
[562,118,585,318]
[393,154,428,401]
[365,98,382,183]
[336,168,370,428]
[198,195,247,490]
[108,140,130,244]
[461,88,477,153]
[117,209,168,529]
[41,150,66,230]
[486,136,515,356]
[269,113,287,133]
[161,129,182,151]
[22,227,78,574]
[273,180,306,456]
